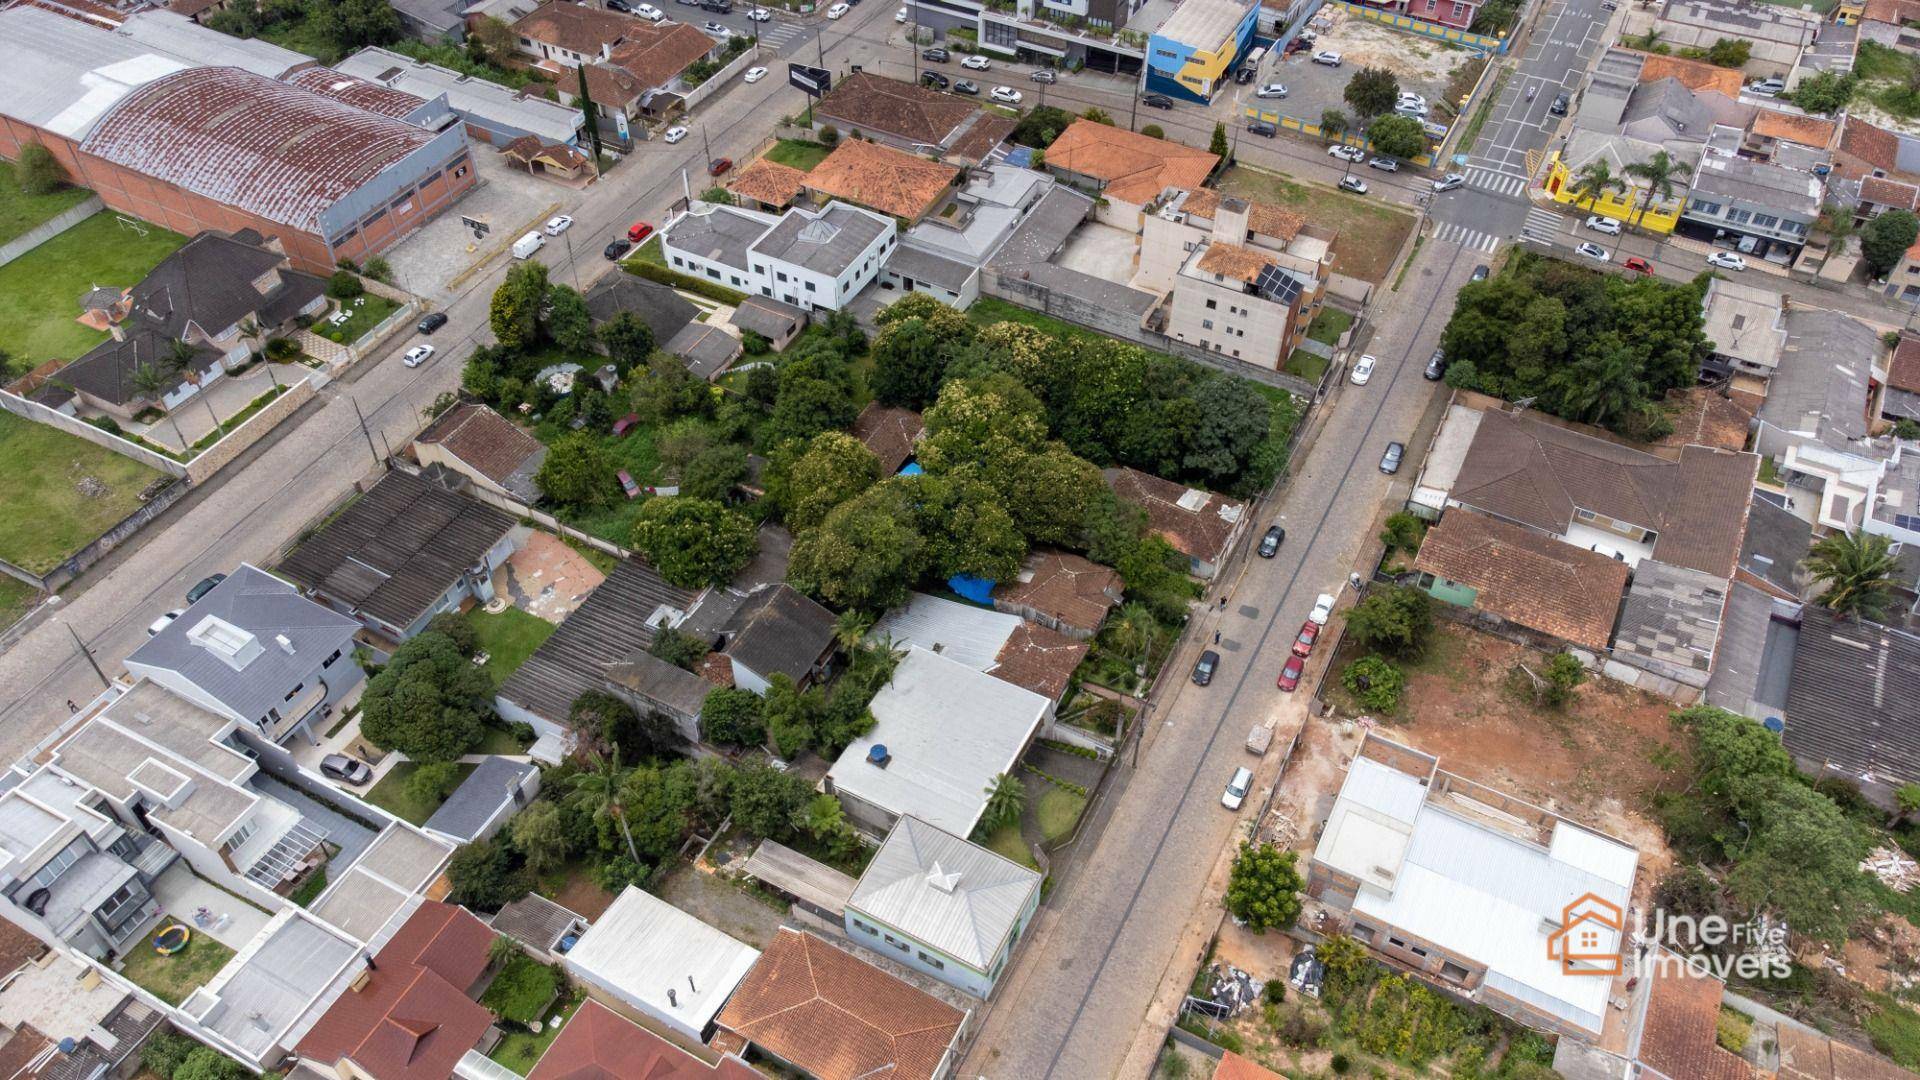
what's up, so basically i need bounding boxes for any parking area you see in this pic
[381,148,573,300]
[1259,7,1476,133]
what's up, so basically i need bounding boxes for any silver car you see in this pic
[1222,767,1254,810]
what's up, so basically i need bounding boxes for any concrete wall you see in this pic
[0,388,187,476]
[0,195,103,269]
[185,376,317,483]
[678,47,760,113]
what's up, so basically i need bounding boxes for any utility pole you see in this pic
[350,395,380,465]
[67,624,107,689]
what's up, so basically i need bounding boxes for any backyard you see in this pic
[469,606,556,688]
[761,138,832,172]
[0,165,92,248]
[0,213,187,375]
[312,294,400,345]
[117,920,235,1006]
[489,993,582,1072]
[363,761,479,826]
[0,410,168,576]
[1216,166,1416,284]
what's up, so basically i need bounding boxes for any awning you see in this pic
[741,840,857,915]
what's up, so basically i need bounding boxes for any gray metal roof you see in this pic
[872,592,1018,671]
[490,893,585,953]
[422,756,535,842]
[1703,581,1788,718]
[888,243,978,293]
[186,911,362,1061]
[1761,309,1880,450]
[1153,0,1253,50]
[1737,492,1811,596]
[726,584,836,684]
[1785,605,1920,784]
[497,558,695,724]
[584,274,697,341]
[665,323,740,380]
[846,815,1039,972]
[729,296,807,339]
[333,47,584,144]
[1690,154,1820,216]
[750,203,892,277]
[741,840,858,914]
[1610,560,1725,688]
[126,564,359,725]
[664,204,778,273]
[115,10,308,76]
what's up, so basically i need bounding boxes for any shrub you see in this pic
[407,760,463,805]
[1223,842,1304,932]
[818,124,839,146]
[446,838,526,911]
[1275,1003,1327,1048]
[481,953,562,1023]
[362,256,393,283]
[426,611,478,656]
[624,258,747,304]
[15,142,67,195]
[327,270,364,300]
[265,337,300,360]
[1342,654,1405,713]
[1262,977,1286,1004]
[1141,124,1165,138]
[1331,1054,1352,1075]
[142,1032,202,1079]
[1716,1006,1753,1053]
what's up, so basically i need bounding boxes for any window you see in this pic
[29,839,85,890]
[1409,945,1429,958]
[916,949,947,969]
[707,268,721,280]
[1387,936,1407,948]
[283,682,304,702]
[1440,960,1470,981]
[1205,298,1217,309]
[882,933,909,952]
[805,281,816,292]
[1352,924,1376,943]
[323,649,341,668]
[1202,318,1214,330]
[852,918,877,935]
[1690,199,1722,215]
[453,163,469,180]
[776,271,788,282]
[223,818,258,854]
[731,275,742,287]
[1727,208,1752,224]
[1752,213,1780,229]
[671,256,684,268]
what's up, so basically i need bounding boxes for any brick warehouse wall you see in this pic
[0,117,476,273]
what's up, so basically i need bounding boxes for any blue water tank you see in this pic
[1763,716,1784,734]
[867,744,891,767]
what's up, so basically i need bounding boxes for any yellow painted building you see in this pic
[1543,136,1688,234]
[1834,0,1862,25]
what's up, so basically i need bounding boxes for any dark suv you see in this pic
[1248,119,1276,137]
[1192,649,1220,686]
[417,311,449,335]
[1258,524,1285,557]
[701,0,732,11]
[921,70,949,89]
[1424,348,1446,380]
[1549,92,1570,116]
[922,46,950,62]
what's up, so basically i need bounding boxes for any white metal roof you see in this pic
[0,6,189,139]
[332,47,584,144]
[827,647,1049,837]
[116,11,308,77]
[847,815,1040,971]
[562,886,760,1036]
[872,592,1021,671]
[1153,0,1253,51]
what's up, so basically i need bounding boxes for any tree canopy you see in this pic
[1344,67,1400,119]
[630,497,757,588]
[1365,114,1428,161]
[1863,209,1920,277]
[1225,842,1305,932]
[358,630,492,761]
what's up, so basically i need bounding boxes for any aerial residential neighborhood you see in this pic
[5,0,1920,1074]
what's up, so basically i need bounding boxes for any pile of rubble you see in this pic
[1862,846,1920,891]
[1192,962,1267,1018]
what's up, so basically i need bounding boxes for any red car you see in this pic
[628,221,654,243]
[1291,619,1319,658]
[708,157,733,176]
[617,470,641,499]
[1622,255,1653,275]
[612,413,641,437]
[1277,655,1305,692]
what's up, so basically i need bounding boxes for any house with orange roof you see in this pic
[803,139,960,223]
[529,1000,758,1080]
[1636,52,1745,98]
[1860,0,1920,50]
[1745,108,1837,161]
[1041,119,1219,226]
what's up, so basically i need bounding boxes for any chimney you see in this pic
[1211,197,1251,247]
[688,975,698,993]
[275,634,295,655]
[667,988,678,1007]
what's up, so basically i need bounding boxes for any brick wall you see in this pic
[184,375,317,483]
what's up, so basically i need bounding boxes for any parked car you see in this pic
[1292,619,1319,658]
[1258,524,1285,558]
[1584,214,1622,236]
[1308,592,1336,625]
[961,53,991,69]
[185,574,226,604]
[1424,348,1446,380]
[635,2,664,17]
[1030,68,1057,82]
[708,157,733,176]
[320,754,373,786]
[613,413,642,437]
[544,214,573,235]
[700,0,731,11]
[1222,766,1254,810]
[1367,156,1398,172]
[1748,77,1786,96]
[826,2,848,15]
[629,221,654,243]
[1311,50,1342,65]
[417,311,449,334]
[603,238,631,260]
[1350,353,1377,385]
[744,65,767,82]
[922,46,950,61]
[618,469,642,498]
[1394,100,1429,118]
[147,610,183,636]
[990,85,1022,103]
[1192,649,1220,686]
[663,126,689,143]
[1433,173,1465,192]
[1549,92,1569,116]
[1470,263,1490,281]
[1141,93,1174,109]
[1328,144,1365,162]
[1397,91,1428,109]
[703,20,731,32]
[747,5,771,16]
[1276,655,1304,692]
[1707,251,1748,271]
[896,5,908,19]
[607,0,631,9]
[1623,255,1653,274]
[922,70,950,89]
[1338,175,1369,194]
[403,344,434,368]
[1379,440,1404,474]
[1235,65,1256,84]
[953,79,979,94]
[1574,241,1610,262]
[1256,82,1289,98]
[1248,119,1276,137]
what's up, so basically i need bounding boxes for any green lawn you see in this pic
[490,995,582,1071]
[0,410,167,575]
[1283,349,1330,384]
[469,607,556,688]
[1035,786,1086,844]
[364,762,478,825]
[118,921,235,1005]
[313,294,400,344]
[1305,307,1354,347]
[762,139,832,172]
[0,166,92,248]
[630,235,668,267]
[481,953,562,1023]
[0,577,40,631]
[979,823,1041,869]
[1215,166,1417,284]
[0,212,187,375]
[475,724,535,756]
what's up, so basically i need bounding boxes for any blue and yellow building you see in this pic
[1542,130,1692,235]
[1145,0,1261,104]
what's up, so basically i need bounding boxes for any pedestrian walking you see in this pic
[66,699,77,713]
[1219,596,1229,611]
[1212,630,1221,644]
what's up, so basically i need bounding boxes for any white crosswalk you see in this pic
[754,18,808,50]
[1465,166,1527,198]
[1521,206,1569,243]
[1433,221,1501,253]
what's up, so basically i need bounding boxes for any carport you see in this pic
[741,840,858,920]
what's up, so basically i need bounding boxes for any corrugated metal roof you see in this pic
[847,816,1039,971]
[333,46,584,145]
[115,10,307,77]
[498,557,694,724]
[872,592,1019,671]
[0,5,191,138]
[742,840,858,915]
[563,886,760,1037]
[422,756,536,842]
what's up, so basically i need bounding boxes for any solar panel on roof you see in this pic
[1254,262,1302,305]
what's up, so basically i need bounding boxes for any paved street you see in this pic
[960,237,1482,1080]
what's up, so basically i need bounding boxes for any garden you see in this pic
[0,410,169,577]
[762,138,833,172]
[364,760,479,825]
[0,212,187,375]
[117,920,235,1006]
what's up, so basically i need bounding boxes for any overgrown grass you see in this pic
[1868,992,1920,1068]
[117,922,235,1005]
[0,212,187,373]
[289,867,328,908]
[1283,349,1330,383]
[482,953,562,1023]
[0,165,92,248]
[980,823,1041,869]
[763,139,832,171]
[0,411,167,575]
[468,606,556,689]
[1216,166,1417,284]
[475,724,534,756]
[364,762,478,825]
[1305,307,1354,347]
[1036,785,1086,843]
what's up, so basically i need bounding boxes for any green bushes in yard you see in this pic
[482,952,562,1024]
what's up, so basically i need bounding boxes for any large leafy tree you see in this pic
[1365,114,1428,161]
[568,752,642,864]
[786,431,881,530]
[1343,66,1400,119]
[631,497,757,588]
[870,309,978,409]
[698,687,766,748]
[1185,376,1272,484]
[1805,530,1901,620]
[788,482,927,612]
[1864,209,1920,277]
[1225,843,1305,932]
[489,261,549,350]
[600,312,654,373]
[729,762,813,839]
[358,631,491,761]
[1343,585,1434,658]
[766,341,859,446]
[507,801,569,876]
[536,431,617,507]
[545,285,595,353]
[1722,774,1875,943]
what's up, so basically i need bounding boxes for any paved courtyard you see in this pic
[499,531,605,624]
[1056,221,1140,283]
[382,148,578,300]
[1256,7,1475,137]
[126,364,303,453]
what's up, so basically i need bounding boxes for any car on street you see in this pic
[708,157,733,175]
[628,221,654,242]
[403,344,434,368]
[635,2,664,17]
[1623,255,1653,274]
[747,5,770,16]
[1292,619,1319,658]
[417,311,449,334]
[1309,592,1336,625]
[1575,241,1610,262]
[961,54,991,69]
[922,46,949,61]
[1379,440,1404,474]
[608,0,631,9]
[1222,766,1253,810]
[1258,524,1285,558]
[1471,263,1490,281]
[953,78,979,94]
[185,573,226,604]
[1433,172,1464,192]
[544,214,573,235]
[826,1,848,14]
[1327,144,1365,162]
[703,20,731,32]
[1707,251,1748,271]
[1192,649,1220,686]
[147,610,183,636]
[676,0,697,6]
[1367,156,1398,172]
[1031,68,1056,82]
[1311,50,1342,65]
[1549,92,1569,116]
[744,65,767,82]
[1248,119,1276,137]
[603,238,631,259]
[663,126,689,143]
[320,754,373,785]
[1257,82,1288,98]
[922,71,950,89]
[990,85,1022,103]
[1141,92,1174,108]
[1350,353,1377,384]
[701,0,731,11]
[1424,348,1445,380]
[1338,175,1368,194]
[1277,655,1304,692]
[1583,214,1621,235]
[896,5,908,18]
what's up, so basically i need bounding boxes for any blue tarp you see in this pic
[948,574,996,604]
[898,461,924,476]
[1003,146,1034,168]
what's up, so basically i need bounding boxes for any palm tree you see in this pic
[566,751,642,865]
[832,609,873,652]
[1569,160,1626,212]
[1108,603,1160,669]
[980,773,1026,833]
[1806,530,1901,621]
[130,361,171,403]
[1560,347,1642,427]
[163,338,198,376]
[1624,149,1693,226]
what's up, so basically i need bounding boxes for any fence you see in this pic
[679,47,765,114]
[0,196,103,269]
[0,388,188,476]
[184,375,318,483]
[1326,0,1509,50]
[0,474,190,592]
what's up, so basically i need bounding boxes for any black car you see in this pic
[1141,93,1174,109]
[185,573,226,604]
[604,238,632,260]
[607,0,632,10]
[1235,64,1256,84]
[1423,348,1445,380]
[1192,649,1220,686]
[953,79,980,94]
[922,70,950,89]
[1380,441,1405,474]
[1248,119,1276,138]
[1549,92,1569,116]
[1470,264,1490,281]
[1258,524,1285,558]
[922,46,950,61]
[417,311,449,335]
[701,0,731,9]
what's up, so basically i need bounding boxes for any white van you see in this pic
[512,232,545,259]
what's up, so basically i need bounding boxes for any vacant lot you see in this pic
[0,167,92,248]
[0,213,187,375]
[364,761,478,826]
[0,411,167,576]
[762,139,832,172]
[1216,166,1415,283]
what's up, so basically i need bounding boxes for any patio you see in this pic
[248,773,380,871]
[147,863,272,951]
[497,531,605,624]
[119,363,302,454]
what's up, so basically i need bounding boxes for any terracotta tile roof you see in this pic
[993,549,1122,636]
[577,61,644,106]
[531,1000,758,1080]
[805,139,959,220]
[417,402,546,488]
[1215,1052,1286,1080]
[1412,509,1630,650]
[1841,116,1904,176]
[0,915,46,978]
[1637,52,1743,98]
[1195,241,1279,284]
[990,621,1088,700]
[512,0,640,54]
[1778,1022,1837,1080]
[1045,119,1219,205]
[815,71,977,149]
[1177,187,1304,243]
[1103,466,1245,566]
[1636,959,1753,1080]
[713,929,964,1080]
[1892,334,1920,393]
[1830,1041,1920,1080]
[948,113,1017,163]
[606,20,717,91]
[1654,387,1754,452]
[0,1029,48,1080]
[296,901,496,1080]
[1751,109,1836,149]
[503,136,591,171]
[851,402,924,474]
[728,159,808,207]
[1861,176,1920,212]
[1863,0,1920,24]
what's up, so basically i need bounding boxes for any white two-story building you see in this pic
[661,201,896,312]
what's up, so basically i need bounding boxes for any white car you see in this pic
[1583,214,1622,236]
[989,85,1022,103]
[1575,241,1611,262]
[663,125,689,143]
[746,5,770,16]
[403,344,434,368]
[1222,766,1253,811]
[896,5,908,18]
[1308,592,1336,625]
[962,54,991,70]
[826,1,848,15]
[147,609,183,636]
[1327,144,1365,162]
[1338,175,1369,194]
[1311,50,1342,66]
[703,20,732,33]
[1433,173,1465,192]
[543,214,573,235]
[743,65,767,82]
[634,1,663,17]
[1397,92,1428,109]
[1256,82,1288,98]
[1706,251,1748,271]
[1350,353,1377,385]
